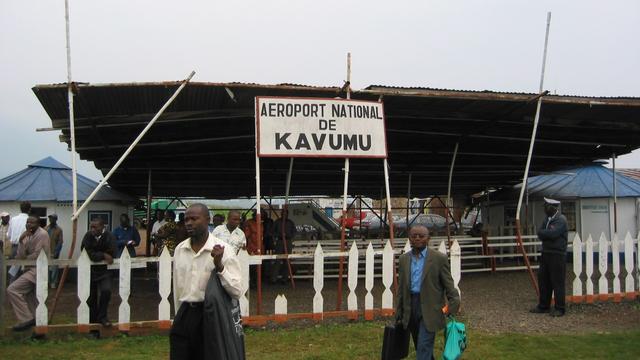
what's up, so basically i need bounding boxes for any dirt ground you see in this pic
[3,268,639,334]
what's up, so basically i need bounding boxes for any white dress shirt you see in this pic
[8,213,28,245]
[211,224,246,255]
[151,219,166,236]
[173,233,243,310]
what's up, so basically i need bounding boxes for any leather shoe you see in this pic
[12,319,36,332]
[529,307,550,314]
[100,319,113,327]
[549,309,565,317]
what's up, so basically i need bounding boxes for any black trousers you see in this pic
[537,252,566,311]
[170,302,204,360]
[88,274,112,323]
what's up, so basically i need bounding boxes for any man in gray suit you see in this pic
[395,225,460,360]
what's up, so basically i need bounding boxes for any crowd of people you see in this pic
[1,198,569,360]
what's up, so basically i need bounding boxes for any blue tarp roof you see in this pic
[0,157,137,202]
[517,165,640,199]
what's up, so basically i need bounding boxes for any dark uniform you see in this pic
[534,200,568,316]
[81,229,117,324]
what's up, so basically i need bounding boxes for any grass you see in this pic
[0,321,639,359]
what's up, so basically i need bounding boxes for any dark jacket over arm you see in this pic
[81,231,116,280]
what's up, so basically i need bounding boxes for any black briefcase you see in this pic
[381,323,410,360]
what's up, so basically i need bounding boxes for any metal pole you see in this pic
[254,99,263,315]
[337,52,352,310]
[383,158,398,294]
[72,71,196,220]
[446,142,459,247]
[406,173,412,230]
[285,158,294,204]
[146,169,152,256]
[48,0,78,322]
[282,161,295,289]
[514,12,552,297]
[613,153,617,234]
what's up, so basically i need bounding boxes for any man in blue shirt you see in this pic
[113,214,141,258]
[396,225,460,360]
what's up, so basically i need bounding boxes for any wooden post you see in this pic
[313,243,324,320]
[624,232,636,300]
[572,234,583,303]
[347,241,359,319]
[118,249,131,332]
[598,233,609,301]
[611,234,621,302]
[364,242,374,320]
[34,250,49,335]
[158,247,172,327]
[381,240,394,315]
[585,234,594,303]
[77,249,91,332]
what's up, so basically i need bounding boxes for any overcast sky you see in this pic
[1,0,639,181]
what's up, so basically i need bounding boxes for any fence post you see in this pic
[274,294,287,323]
[438,240,447,254]
[347,241,359,318]
[450,240,461,300]
[158,248,172,328]
[77,249,91,331]
[313,243,324,320]
[403,239,411,253]
[623,232,635,300]
[572,234,583,303]
[585,235,594,303]
[238,250,250,317]
[35,250,49,335]
[118,250,131,331]
[598,233,609,301]
[611,234,621,302]
[381,240,394,314]
[364,242,374,320]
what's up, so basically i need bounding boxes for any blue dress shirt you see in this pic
[410,247,428,294]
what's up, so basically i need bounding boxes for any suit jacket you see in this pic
[396,248,460,333]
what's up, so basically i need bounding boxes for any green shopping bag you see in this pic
[442,316,467,360]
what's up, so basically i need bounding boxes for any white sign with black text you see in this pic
[256,97,387,158]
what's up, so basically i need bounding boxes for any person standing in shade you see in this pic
[395,225,460,360]
[81,218,117,327]
[270,206,296,284]
[530,197,568,317]
[0,211,10,257]
[171,203,243,360]
[7,215,50,331]
[212,210,246,255]
[158,210,179,255]
[46,214,63,289]
[113,213,141,258]
[151,209,166,254]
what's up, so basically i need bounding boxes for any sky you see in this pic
[1,0,639,182]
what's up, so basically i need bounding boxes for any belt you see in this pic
[186,302,203,308]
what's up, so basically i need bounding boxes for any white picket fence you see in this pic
[570,232,640,302]
[10,239,462,332]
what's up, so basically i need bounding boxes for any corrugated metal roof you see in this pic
[30,81,640,199]
[617,168,640,181]
[0,157,137,202]
[517,165,640,199]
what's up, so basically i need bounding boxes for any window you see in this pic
[88,211,112,231]
[561,201,577,232]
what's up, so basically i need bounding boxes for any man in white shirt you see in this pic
[150,210,166,254]
[211,210,246,255]
[7,202,31,259]
[171,203,242,360]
